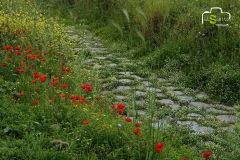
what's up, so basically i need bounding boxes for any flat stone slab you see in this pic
[157,99,175,105]
[131,75,143,80]
[107,54,113,57]
[131,110,147,116]
[152,120,169,127]
[135,91,146,96]
[137,110,146,115]
[170,104,181,110]
[136,99,145,106]
[116,86,131,90]
[216,115,237,123]
[178,96,194,103]
[222,126,234,132]
[101,90,110,94]
[156,93,165,97]
[116,95,126,100]
[189,102,212,108]
[89,47,108,51]
[177,121,214,134]
[173,91,185,96]
[109,63,117,67]
[165,86,176,90]
[119,79,132,83]
[93,64,102,69]
[89,48,108,53]
[116,57,129,61]
[85,59,93,63]
[187,113,203,118]
[119,72,133,75]
[73,47,83,51]
[195,126,214,134]
[206,107,228,113]
[95,56,107,60]
[69,34,79,40]
[142,81,152,86]
[146,87,162,93]
[83,42,91,45]
[196,92,208,99]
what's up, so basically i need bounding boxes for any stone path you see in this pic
[65,26,237,135]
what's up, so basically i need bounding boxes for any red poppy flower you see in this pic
[20,61,26,67]
[61,84,68,89]
[32,54,40,60]
[17,69,25,73]
[1,63,6,67]
[183,158,188,160]
[133,128,142,136]
[125,117,132,122]
[41,58,46,63]
[32,101,39,105]
[16,30,21,34]
[83,120,89,125]
[75,96,85,101]
[5,45,13,50]
[50,81,58,87]
[156,142,164,148]
[117,109,124,114]
[15,51,22,55]
[49,98,54,102]
[81,100,86,106]
[111,105,116,109]
[14,46,21,50]
[73,101,78,105]
[61,53,65,56]
[53,77,59,81]
[33,72,39,78]
[43,52,47,56]
[69,95,76,100]
[117,103,125,109]
[202,152,212,160]
[39,75,47,82]
[32,79,37,84]
[135,122,141,127]
[81,84,93,92]
[155,142,165,153]
[19,92,24,96]
[61,62,65,66]
[6,58,11,62]
[156,148,163,153]
[60,93,66,98]
[26,49,31,53]
[35,88,40,91]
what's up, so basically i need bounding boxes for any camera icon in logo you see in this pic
[202,7,231,27]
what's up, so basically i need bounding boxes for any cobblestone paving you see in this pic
[66,26,237,135]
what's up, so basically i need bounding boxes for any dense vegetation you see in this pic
[1,0,240,159]
[40,0,240,105]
